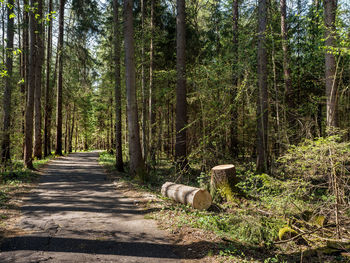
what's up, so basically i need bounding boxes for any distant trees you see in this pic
[0,0,349,178]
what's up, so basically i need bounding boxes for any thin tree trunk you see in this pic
[141,0,147,160]
[149,0,156,163]
[33,0,44,159]
[324,0,338,128]
[230,0,239,158]
[64,107,69,154]
[1,0,15,163]
[55,0,65,155]
[280,0,294,135]
[75,119,78,151]
[44,0,53,157]
[124,0,146,179]
[69,103,75,153]
[256,0,268,173]
[175,0,187,170]
[110,90,114,150]
[113,0,124,171]
[24,0,39,168]
[21,0,29,157]
[1,4,4,63]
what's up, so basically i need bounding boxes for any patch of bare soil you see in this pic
[0,165,50,242]
[0,182,38,241]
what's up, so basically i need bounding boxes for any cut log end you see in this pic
[212,164,235,171]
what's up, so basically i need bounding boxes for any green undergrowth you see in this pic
[98,145,350,262]
[158,203,285,247]
[98,152,286,247]
[99,151,177,191]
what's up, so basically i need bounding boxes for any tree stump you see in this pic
[210,164,237,201]
[161,182,212,210]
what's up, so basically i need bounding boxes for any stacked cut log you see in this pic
[161,182,212,210]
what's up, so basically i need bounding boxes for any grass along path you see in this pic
[99,151,350,263]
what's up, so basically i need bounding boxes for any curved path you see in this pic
[0,152,182,262]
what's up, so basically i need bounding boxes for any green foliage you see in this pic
[164,205,285,246]
[279,134,350,182]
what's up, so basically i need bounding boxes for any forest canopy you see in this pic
[0,0,348,174]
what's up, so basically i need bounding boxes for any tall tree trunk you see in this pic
[141,0,147,160]
[1,0,15,163]
[230,0,239,157]
[24,0,39,168]
[149,0,155,163]
[324,0,338,128]
[44,0,53,157]
[124,0,146,178]
[256,0,268,173]
[113,0,124,171]
[175,0,187,169]
[55,0,65,155]
[21,0,29,157]
[33,0,44,159]
[1,4,4,63]
[280,0,294,134]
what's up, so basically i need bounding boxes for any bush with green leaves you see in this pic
[278,133,350,238]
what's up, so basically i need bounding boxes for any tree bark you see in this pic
[33,0,44,159]
[161,182,212,210]
[175,0,187,170]
[44,0,53,157]
[141,0,147,161]
[113,0,124,171]
[230,0,239,157]
[69,103,75,153]
[324,0,338,128]
[21,0,29,157]
[149,0,156,163]
[1,0,15,163]
[55,0,65,155]
[64,107,69,154]
[256,0,268,173]
[210,164,237,200]
[24,0,39,168]
[124,0,145,178]
[280,0,294,133]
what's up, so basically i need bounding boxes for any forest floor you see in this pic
[99,152,350,263]
[1,152,349,262]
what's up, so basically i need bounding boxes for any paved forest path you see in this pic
[0,152,182,262]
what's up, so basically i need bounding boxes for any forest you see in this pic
[1,0,350,261]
